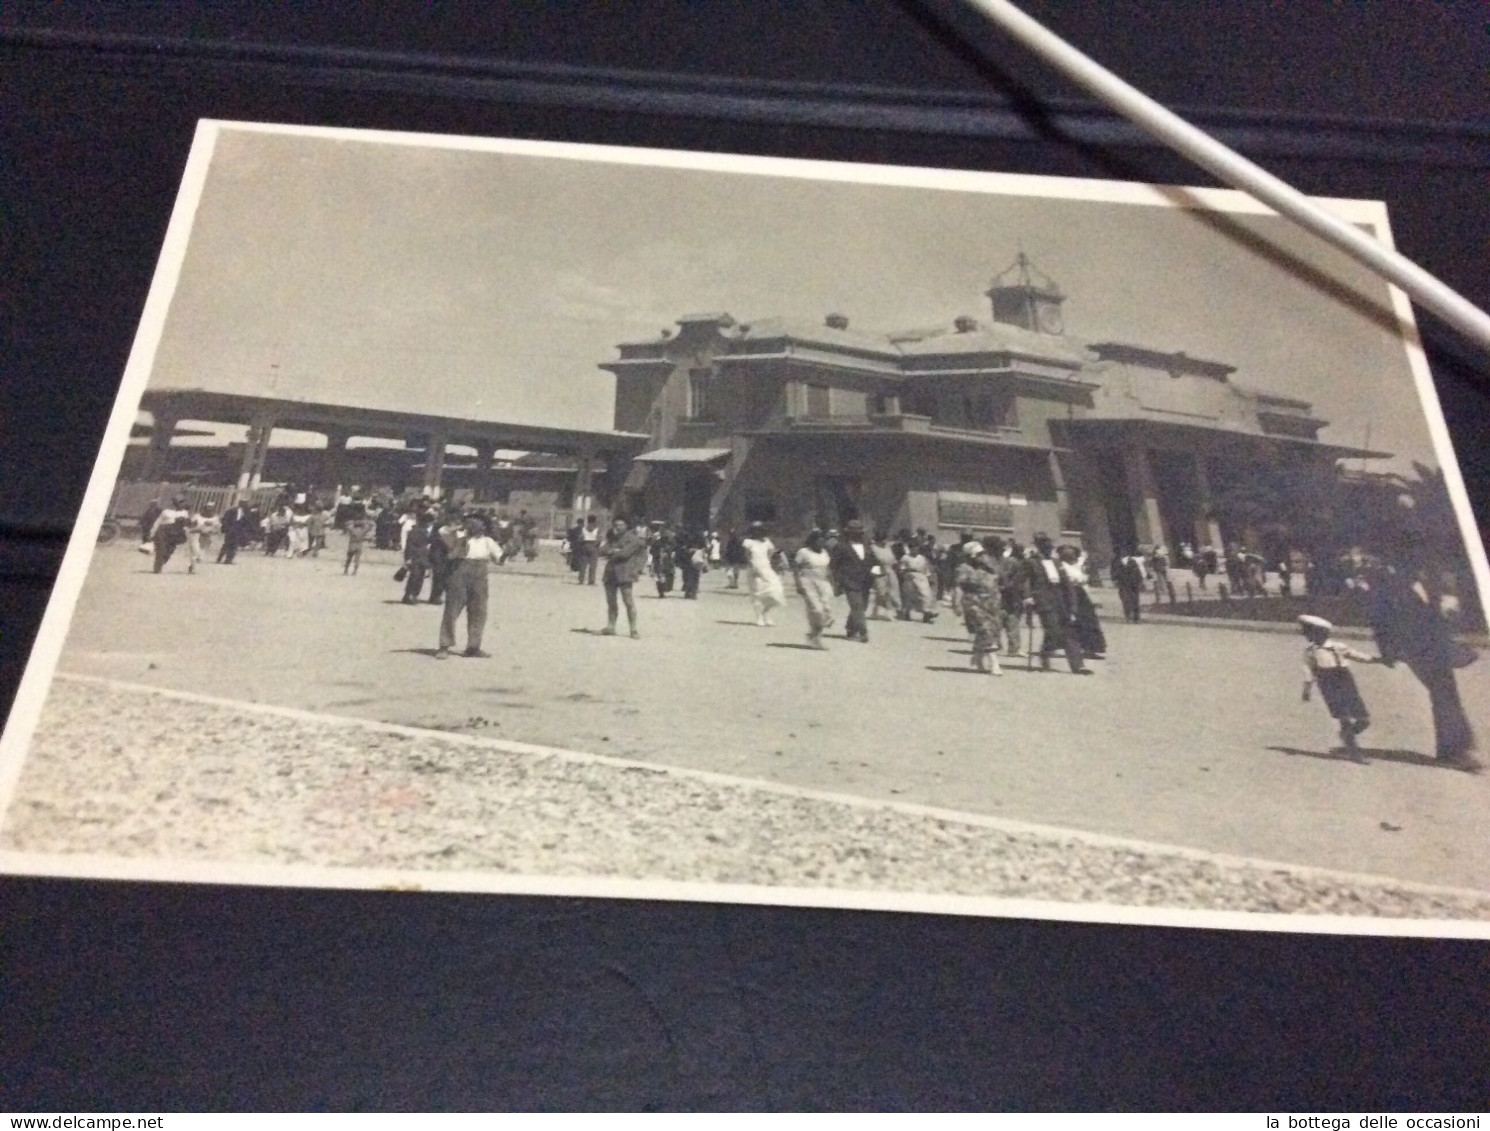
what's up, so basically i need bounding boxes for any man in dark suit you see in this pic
[1113,547,1147,623]
[427,507,454,605]
[217,499,250,564]
[402,510,434,603]
[829,518,877,643]
[1022,532,1092,675]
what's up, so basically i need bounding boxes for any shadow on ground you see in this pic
[1266,744,1444,769]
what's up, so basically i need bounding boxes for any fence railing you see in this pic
[108,481,282,519]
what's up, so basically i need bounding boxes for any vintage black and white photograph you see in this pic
[1,120,1486,933]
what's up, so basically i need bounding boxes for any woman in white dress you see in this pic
[791,529,836,648]
[897,536,938,623]
[741,521,786,627]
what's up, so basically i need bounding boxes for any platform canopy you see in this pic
[139,389,648,459]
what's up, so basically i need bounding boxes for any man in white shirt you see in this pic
[436,514,505,659]
[577,514,601,585]
[398,507,419,552]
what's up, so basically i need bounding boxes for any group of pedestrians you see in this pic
[138,496,219,574]
[139,492,338,570]
[129,487,1480,772]
[715,521,1098,673]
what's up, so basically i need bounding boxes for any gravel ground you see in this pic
[5,678,1490,921]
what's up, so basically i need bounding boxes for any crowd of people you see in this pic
[126,488,1481,772]
[1110,540,1372,605]
[137,490,545,570]
[722,521,1101,672]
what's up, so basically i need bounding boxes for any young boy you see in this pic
[344,515,373,575]
[1299,614,1378,751]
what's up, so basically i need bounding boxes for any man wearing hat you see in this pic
[1299,614,1378,752]
[436,512,505,659]
[218,498,251,564]
[829,518,877,643]
[1020,532,1091,675]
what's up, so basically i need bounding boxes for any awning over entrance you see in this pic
[632,448,732,464]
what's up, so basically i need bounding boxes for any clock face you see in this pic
[1036,303,1064,335]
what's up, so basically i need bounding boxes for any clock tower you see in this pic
[986,252,1066,335]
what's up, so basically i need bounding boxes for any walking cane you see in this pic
[1026,605,1036,671]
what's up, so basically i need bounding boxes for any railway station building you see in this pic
[605,255,1386,566]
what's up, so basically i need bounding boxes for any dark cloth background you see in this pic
[2,1,1488,1110]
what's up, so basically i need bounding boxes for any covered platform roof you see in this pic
[140,389,649,458]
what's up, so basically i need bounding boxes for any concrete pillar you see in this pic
[1049,451,1072,532]
[422,432,447,495]
[234,426,259,497]
[1122,444,1167,549]
[1061,449,1113,573]
[572,449,597,515]
[237,415,276,493]
[140,412,179,481]
[1192,454,1225,549]
[320,428,351,494]
[473,441,496,503]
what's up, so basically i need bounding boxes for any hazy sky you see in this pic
[146,126,1440,470]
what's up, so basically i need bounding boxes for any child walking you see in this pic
[1299,614,1378,751]
[344,516,373,575]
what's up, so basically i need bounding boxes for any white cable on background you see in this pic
[961,0,1490,356]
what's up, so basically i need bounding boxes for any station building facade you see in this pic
[603,256,1384,567]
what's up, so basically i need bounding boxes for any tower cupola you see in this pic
[986,252,1066,335]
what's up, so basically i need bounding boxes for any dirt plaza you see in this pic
[7,538,1490,901]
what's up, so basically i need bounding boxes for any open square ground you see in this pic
[3,540,1487,920]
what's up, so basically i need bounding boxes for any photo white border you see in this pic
[3,118,1487,940]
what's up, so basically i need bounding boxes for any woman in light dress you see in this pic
[741,521,787,627]
[791,529,836,648]
[867,531,902,620]
[952,541,1003,676]
[287,504,312,558]
[897,535,938,623]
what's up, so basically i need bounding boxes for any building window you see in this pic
[937,491,1014,530]
[687,367,712,420]
[804,382,831,418]
[955,391,1018,431]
